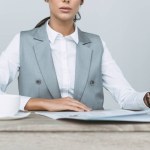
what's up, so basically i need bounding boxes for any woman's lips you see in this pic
[59,7,72,13]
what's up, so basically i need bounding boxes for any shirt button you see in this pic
[36,80,41,85]
[90,80,95,86]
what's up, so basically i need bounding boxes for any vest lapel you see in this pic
[73,29,93,101]
[33,23,61,99]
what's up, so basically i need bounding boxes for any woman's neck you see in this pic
[49,17,75,36]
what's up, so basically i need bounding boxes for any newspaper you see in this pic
[35,109,150,122]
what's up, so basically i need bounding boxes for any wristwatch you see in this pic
[144,92,150,108]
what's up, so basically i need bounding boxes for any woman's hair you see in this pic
[35,0,82,28]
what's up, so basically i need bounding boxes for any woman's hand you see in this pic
[25,97,92,112]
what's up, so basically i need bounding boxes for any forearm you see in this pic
[24,97,91,112]
[119,91,149,110]
[24,98,49,111]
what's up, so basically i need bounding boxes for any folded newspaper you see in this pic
[35,109,150,122]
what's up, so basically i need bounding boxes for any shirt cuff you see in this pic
[20,96,31,111]
[137,92,150,110]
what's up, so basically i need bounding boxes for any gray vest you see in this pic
[18,22,104,110]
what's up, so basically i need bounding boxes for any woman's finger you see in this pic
[65,97,92,111]
[65,101,90,111]
[46,100,86,112]
[64,105,86,112]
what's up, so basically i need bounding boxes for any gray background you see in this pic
[0,0,150,109]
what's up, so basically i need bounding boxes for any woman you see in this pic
[0,0,150,111]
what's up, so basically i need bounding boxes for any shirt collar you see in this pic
[46,20,79,44]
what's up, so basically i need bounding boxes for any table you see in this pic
[0,112,150,150]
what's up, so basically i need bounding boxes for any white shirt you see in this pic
[0,21,148,111]
[47,24,78,98]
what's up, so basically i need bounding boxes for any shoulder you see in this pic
[79,29,104,49]
[79,29,102,40]
[20,27,38,39]
[79,29,103,46]
[19,27,41,45]
[82,31,100,38]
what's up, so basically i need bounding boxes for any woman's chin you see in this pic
[57,14,74,22]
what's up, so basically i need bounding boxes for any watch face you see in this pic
[145,92,150,108]
[146,93,150,98]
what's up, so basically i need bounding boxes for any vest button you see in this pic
[90,80,95,85]
[36,80,41,85]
